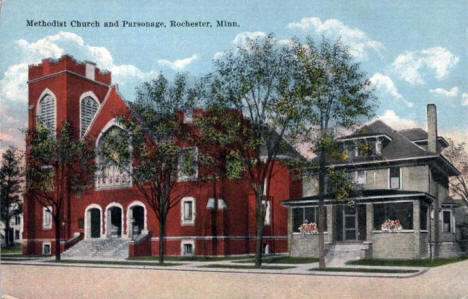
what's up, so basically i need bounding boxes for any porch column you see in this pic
[106,209,111,238]
[413,201,421,258]
[366,203,374,241]
[326,206,333,243]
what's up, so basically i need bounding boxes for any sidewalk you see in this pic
[1,255,428,278]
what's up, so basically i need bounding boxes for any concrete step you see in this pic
[62,238,130,259]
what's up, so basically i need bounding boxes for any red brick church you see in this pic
[22,55,302,258]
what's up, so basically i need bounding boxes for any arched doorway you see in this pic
[89,208,101,238]
[131,206,144,235]
[106,205,123,238]
[85,205,102,239]
[127,202,148,239]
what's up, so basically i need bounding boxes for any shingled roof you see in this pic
[339,120,434,161]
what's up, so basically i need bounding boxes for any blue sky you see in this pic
[1,0,467,151]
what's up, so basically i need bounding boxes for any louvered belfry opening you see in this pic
[37,94,56,134]
[81,96,99,137]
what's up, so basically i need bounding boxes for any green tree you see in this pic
[206,34,309,267]
[291,37,376,269]
[0,147,23,248]
[99,74,199,263]
[443,139,468,206]
[26,123,95,261]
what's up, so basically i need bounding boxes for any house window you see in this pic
[292,207,327,232]
[373,202,413,230]
[420,204,428,230]
[80,95,99,138]
[356,170,366,185]
[15,215,20,225]
[14,230,20,240]
[442,210,453,233]
[37,94,56,135]
[263,200,271,225]
[178,147,198,181]
[181,197,195,225]
[43,206,53,230]
[43,243,51,255]
[181,241,194,256]
[389,167,400,189]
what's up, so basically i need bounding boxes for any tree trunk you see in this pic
[159,218,166,264]
[54,216,61,262]
[4,217,11,248]
[318,145,326,269]
[255,194,265,268]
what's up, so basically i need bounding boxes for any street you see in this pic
[2,260,468,299]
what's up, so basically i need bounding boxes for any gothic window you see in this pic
[37,94,56,135]
[80,96,99,138]
[96,125,132,190]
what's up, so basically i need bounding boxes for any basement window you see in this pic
[181,241,194,256]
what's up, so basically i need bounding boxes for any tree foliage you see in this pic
[99,73,200,263]
[0,147,23,248]
[443,139,468,206]
[26,122,95,260]
[288,37,377,269]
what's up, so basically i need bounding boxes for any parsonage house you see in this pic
[282,104,468,260]
[22,56,301,258]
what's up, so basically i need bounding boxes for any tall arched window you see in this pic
[37,94,56,135]
[80,96,99,138]
[96,125,132,190]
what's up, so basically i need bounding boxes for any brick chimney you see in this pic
[427,104,438,153]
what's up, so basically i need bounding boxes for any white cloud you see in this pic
[392,47,459,85]
[157,54,198,71]
[232,31,267,47]
[462,93,468,106]
[369,73,413,107]
[0,31,160,151]
[429,86,459,97]
[376,110,418,130]
[287,17,383,60]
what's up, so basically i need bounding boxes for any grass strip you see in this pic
[348,257,468,267]
[199,264,293,270]
[237,257,319,264]
[1,247,22,255]
[129,255,251,262]
[310,267,418,274]
[48,260,183,267]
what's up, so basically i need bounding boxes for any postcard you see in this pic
[1,1,467,298]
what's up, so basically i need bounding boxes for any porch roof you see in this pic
[281,189,436,207]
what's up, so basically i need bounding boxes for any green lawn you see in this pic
[199,264,294,270]
[237,256,319,264]
[310,267,418,274]
[129,255,252,262]
[49,260,183,267]
[348,257,468,267]
[1,246,22,255]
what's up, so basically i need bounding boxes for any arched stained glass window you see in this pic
[80,96,99,138]
[37,94,56,135]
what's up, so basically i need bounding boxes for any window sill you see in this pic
[372,230,414,233]
[181,221,195,226]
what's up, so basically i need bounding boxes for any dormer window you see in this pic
[375,139,383,155]
[183,110,193,124]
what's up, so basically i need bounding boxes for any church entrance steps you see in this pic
[62,238,130,260]
[325,243,364,267]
